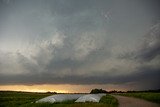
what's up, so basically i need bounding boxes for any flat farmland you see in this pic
[0,91,118,107]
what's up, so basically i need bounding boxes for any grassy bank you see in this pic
[116,92,160,104]
[100,94,118,107]
[0,91,118,107]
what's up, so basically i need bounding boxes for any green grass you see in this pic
[116,92,160,104]
[100,94,118,106]
[0,91,118,107]
[20,103,114,107]
[0,91,53,107]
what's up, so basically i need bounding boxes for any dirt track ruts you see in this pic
[112,95,160,107]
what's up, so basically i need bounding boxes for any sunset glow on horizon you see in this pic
[0,84,134,93]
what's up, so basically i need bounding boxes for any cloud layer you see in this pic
[0,0,160,90]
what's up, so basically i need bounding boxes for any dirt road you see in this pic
[112,95,160,107]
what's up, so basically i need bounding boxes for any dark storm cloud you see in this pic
[0,65,159,89]
[118,22,160,61]
[136,23,160,61]
[0,0,160,90]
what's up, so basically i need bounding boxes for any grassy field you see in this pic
[0,91,118,107]
[0,91,53,107]
[116,92,160,104]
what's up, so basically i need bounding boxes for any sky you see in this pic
[0,0,160,93]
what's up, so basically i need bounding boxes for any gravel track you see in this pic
[112,95,160,107]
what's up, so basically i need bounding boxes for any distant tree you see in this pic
[46,91,57,94]
[108,90,119,93]
[90,89,107,94]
